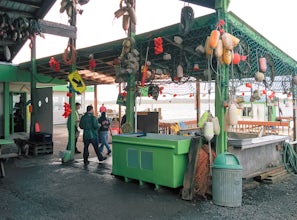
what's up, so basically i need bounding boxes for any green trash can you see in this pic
[212,152,242,207]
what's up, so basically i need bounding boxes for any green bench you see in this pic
[0,153,18,177]
[0,139,18,178]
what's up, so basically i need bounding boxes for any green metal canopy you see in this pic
[18,11,297,91]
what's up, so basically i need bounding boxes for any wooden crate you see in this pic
[28,142,53,156]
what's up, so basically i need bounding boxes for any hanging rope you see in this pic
[283,142,297,175]
[63,43,77,65]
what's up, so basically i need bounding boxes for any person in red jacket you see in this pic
[99,103,107,113]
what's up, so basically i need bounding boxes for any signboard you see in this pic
[68,70,86,94]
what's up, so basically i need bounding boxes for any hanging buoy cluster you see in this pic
[198,111,221,141]
[204,20,241,65]
[223,102,239,132]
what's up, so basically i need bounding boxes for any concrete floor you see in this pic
[1,125,297,220]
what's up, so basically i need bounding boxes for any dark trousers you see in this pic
[83,138,104,161]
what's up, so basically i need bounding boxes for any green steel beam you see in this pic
[53,85,93,92]
[0,64,65,85]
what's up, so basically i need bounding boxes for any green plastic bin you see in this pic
[112,133,191,189]
[212,152,242,207]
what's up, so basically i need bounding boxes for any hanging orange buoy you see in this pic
[245,83,252,88]
[193,63,199,71]
[35,122,41,133]
[221,32,233,50]
[29,104,33,113]
[241,55,247,61]
[232,53,241,64]
[223,48,232,65]
[204,36,213,57]
[209,30,220,49]
[214,39,223,58]
[259,57,267,72]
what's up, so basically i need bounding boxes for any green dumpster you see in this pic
[112,133,191,189]
[212,152,242,207]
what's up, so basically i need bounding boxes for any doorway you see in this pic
[10,92,27,133]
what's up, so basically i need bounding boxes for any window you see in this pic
[242,107,252,117]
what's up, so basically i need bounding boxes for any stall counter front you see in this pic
[112,133,192,189]
[228,135,289,178]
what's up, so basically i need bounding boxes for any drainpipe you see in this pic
[293,75,297,152]
[215,0,230,154]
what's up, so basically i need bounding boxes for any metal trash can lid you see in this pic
[213,152,242,169]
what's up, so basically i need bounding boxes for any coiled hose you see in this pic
[282,142,297,175]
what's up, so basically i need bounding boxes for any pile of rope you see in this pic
[194,144,216,199]
[283,142,297,175]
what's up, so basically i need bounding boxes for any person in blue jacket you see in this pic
[98,112,112,156]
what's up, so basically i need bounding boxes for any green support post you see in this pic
[215,0,230,154]
[67,84,76,160]
[64,5,77,162]
[215,65,228,154]
[126,73,136,132]
[30,57,37,138]
[3,82,10,139]
[125,0,136,133]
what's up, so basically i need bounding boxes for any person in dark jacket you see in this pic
[98,112,112,156]
[79,105,106,165]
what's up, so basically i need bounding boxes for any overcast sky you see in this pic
[13,0,297,64]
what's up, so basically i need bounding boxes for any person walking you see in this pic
[98,112,112,156]
[79,105,107,165]
[67,102,81,154]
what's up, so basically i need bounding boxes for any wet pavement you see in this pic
[1,125,297,220]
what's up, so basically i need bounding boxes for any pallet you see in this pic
[253,165,289,184]
[28,142,53,156]
[253,165,285,182]
[262,170,290,184]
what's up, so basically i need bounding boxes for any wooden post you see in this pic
[196,79,200,124]
[94,85,98,117]
[182,136,201,200]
